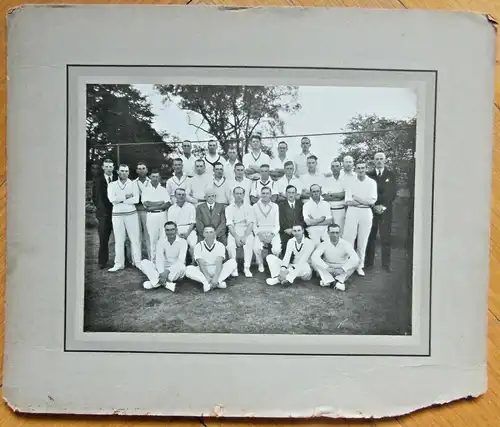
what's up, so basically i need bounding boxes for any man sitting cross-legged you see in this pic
[311,224,359,291]
[185,226,238,293]
[265,224,315,286]
[139,221,187,292]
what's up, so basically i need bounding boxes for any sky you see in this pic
[134,84,417,173]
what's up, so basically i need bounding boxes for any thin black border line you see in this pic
[65,64,437,357]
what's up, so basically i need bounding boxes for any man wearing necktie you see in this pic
[365,152,397,272]
[195,188,227,245]
[278,184,306,254]
[91,158,115,269]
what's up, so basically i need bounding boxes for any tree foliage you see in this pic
[86,84,171,178]
[338,115,417,189]
[154,85,301,159]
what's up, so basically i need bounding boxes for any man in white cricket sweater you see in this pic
[252,187,281,272]
[107,164,142,272]
[226,186,255,278]
[139,221,187,292]
[311,224,359,291]
[185,226,238,292]
[342,162,378,276]
[265,224,314,286]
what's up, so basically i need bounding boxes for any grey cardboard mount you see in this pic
[4,4,496,419]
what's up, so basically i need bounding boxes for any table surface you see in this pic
[1,0,499,425]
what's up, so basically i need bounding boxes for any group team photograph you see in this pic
[93,136,396,294]
[84,83,416,336]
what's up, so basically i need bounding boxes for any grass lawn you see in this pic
[84,228,412,335]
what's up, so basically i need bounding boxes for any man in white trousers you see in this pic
[253,186,281,272]
[134,162,151,260]
[167,188,198,260]
[243,134,271,181]
[265,224,314,286]
[322,159,346,235]
[139,221,187,292]
[107,164,142,272]
[342,162,378,276]
[311,224,359,291]
[142,169,170,261]
[303,184,332,245]
[226,186,255,278]
[185,226,237,292]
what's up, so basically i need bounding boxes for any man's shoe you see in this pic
[266,277,280,286]
[244,268,253,278]
[108,265,124,272]
[356,268,365,276]
[164,282,176,292]
[335,281,346,291]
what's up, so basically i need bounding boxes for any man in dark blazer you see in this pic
[196,188,227,246]
[365,152,397,271]
[278,184,306,254]
[91,158,116,269]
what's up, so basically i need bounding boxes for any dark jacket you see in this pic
[278,199,306,232]
[92,173,115,218]
[196,202,227,239]
[367,168,397,207]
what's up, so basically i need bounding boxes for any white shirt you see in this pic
[178,153,197,177]
[375,167,385,177]
[225,202,255,231]
[225,159,239,181]
[270,156,291,171]
[194,240,226,267]
[303,198,331,227]
[294,152,319,177]
[250,178,278,199]
[341,171,357,192]
[242,151,271,170]
[186,173,212,203]
[157,236,188,268]
[345,176,378,207]
[141,183,170,209]
[166,174,190,204]
[322,174,346,209]
[281,237,315,267]
[229,177,252,204]
[253,201,280,234]
[312,238,359,271]
[107,179,139,214]
[135,177,151,208]
[276,175,303,196]
[204,154,227,177]
[212,176,232,205]
[300,172,326,193]
[167,202,196,233]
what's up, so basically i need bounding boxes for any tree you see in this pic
[338,115,416,189]
[86,84,171,178]
[154,85,301,159]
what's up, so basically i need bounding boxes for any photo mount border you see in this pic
[64,64,437,357]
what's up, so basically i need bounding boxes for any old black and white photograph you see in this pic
[84,82,416,336]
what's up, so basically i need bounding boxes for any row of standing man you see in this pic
[91,135,397,292]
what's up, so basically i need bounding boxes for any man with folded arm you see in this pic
[139,221,187,292]
[265,224,314,286]
[311,224,359,291]
[185,226,237,293]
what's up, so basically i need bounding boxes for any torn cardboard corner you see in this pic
[486,14,498,32]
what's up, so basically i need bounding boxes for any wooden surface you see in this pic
[1,0,499,425]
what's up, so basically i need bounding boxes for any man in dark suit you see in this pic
[91,158,116,269]
[196,188,227,246]
[278,184,306,254]
[365,152,397,271]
